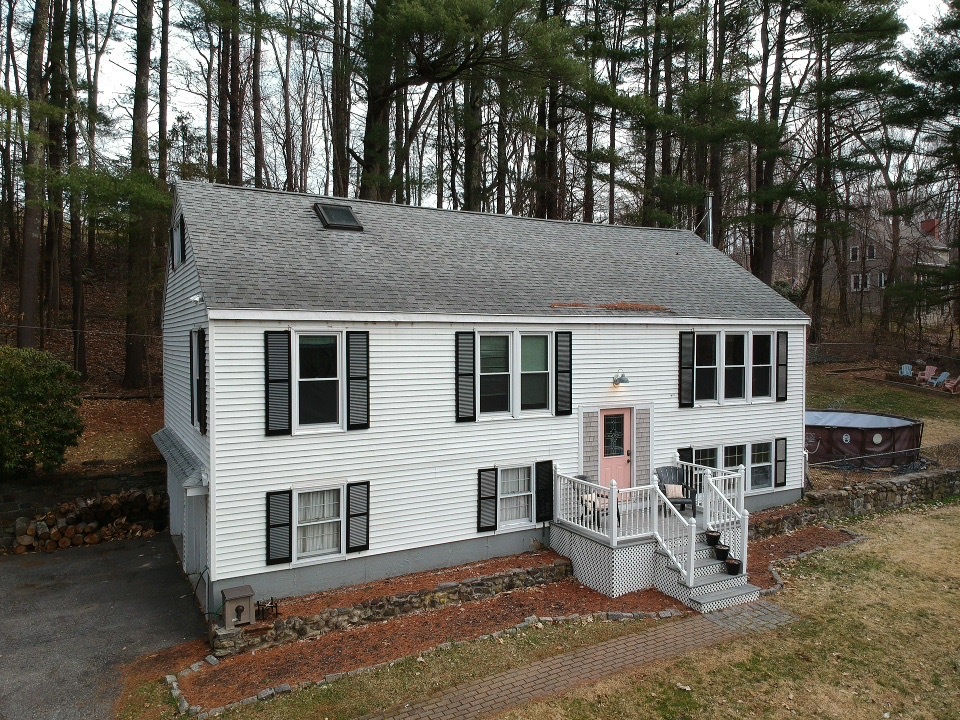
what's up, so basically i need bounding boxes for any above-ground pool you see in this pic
[805,410,924,468]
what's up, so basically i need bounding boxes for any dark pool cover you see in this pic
[805,410,923,468]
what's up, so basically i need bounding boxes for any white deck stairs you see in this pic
[551,460,760,613]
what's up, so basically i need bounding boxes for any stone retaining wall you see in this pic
[750,468,960,539]
[0,466,166,547]
[210,559,573,658]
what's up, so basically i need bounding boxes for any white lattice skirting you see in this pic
[549,525,656,598]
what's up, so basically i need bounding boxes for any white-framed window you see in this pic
[723,444,746,471]
[751,334,773,399]
[750,442,773,490]
[877,271,887,289]
[189,329,204,432]
[295,487,343,559]
[477,332,551,416]
[520,335,549,410]
[866,244,876,260]
[723,334,746,400]
[850,246,859,263]
[479,334,511,413]
[498,465,534,525]
[694,447,718,468]
[296,333,340,427]
[851,273,863,292]
[694,333,718,402]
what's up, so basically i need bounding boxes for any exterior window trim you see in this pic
[866,244,876,260]
[722,333,746,402]
[476,330,553,418]
[497,464,536,528]
[850,245,859,263]
[695,330,777,408]
[690,440,781,495]
[292,483,346,564]
[750,332,774,401]
[189,329,203,433]
[292,330,346,433]
[693,332,719,405]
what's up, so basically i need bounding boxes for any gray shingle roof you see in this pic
[176,181,808,321]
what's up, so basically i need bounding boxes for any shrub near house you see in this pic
[0,346,84,479]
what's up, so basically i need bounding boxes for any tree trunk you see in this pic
[463,72,483,211]
[228,0,242,184]
[68,0,85,377]
[123,0,154,389]
[216,21,230,182]
[252,0,265,187]
[17,0,51,348]
[158,0,169,183]
[358,0,395,201]
[331,0,350,196]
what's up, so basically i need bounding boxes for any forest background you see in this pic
[1,0,958,392]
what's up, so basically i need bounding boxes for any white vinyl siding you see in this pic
[208,320,806,581]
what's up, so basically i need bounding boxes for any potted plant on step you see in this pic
[713,543,730,562]
[704,529,721,546]
[725,557,742,575]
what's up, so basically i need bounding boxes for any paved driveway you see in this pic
[0,536,206,720]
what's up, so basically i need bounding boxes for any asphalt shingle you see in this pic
[176,181,808,321]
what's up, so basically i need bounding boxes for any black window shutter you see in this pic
[776,331,788,401]
[265,331,292,435]
[456,332,476,422]
[189,332,195,426]
[555,332,572,416]
[679,331,695,407]
[169,225,175,268]
[535,460,554,523]
[346,481,370,552]
[775,437,787,487]
[266,490,292,565]
[477,467,497,532]
[197,328,207,435]
[678,447,693,464]
[346,332,370,430]
[179,215,187,262]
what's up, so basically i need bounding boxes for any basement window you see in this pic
[314,203,363,231]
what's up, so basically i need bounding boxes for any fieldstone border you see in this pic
[751,467,960,540]
[210,559,572,658]
[169,608,686,717]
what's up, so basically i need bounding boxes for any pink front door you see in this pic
[600,408,632,488]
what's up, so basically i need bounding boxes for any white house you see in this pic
[155,181,809,617]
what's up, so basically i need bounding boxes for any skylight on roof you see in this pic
[314,202,363,231]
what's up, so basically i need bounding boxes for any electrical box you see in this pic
[222,585,255,629]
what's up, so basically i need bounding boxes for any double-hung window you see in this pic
[866,244,876,260]
[479,335,511,413]
[499,466,533,525]
[694,334,718,402]
[751,334,773,399]
[750,442,773,490]
[694,447,718,469]
[298,335,339,425]
[723,444,746,471]
[724,334,746,400]
[475,332,552,416]
[296,488,342,559]
[520,335,549,410]
[850,246,859,262]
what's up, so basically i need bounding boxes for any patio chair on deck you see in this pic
[916,365,938,384]
[929,371,951,388]
[899,364,913,378]
[655,466,694,514]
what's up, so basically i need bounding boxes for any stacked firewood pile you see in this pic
[12,490,168,554]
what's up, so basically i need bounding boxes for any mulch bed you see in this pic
[129,524,856,713]
[179,579,685,710]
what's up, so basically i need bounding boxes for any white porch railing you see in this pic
[554,471,698,586]
[702,466,749,577]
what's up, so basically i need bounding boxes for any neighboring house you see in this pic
[154,181,809,617]
[822,217,951,316]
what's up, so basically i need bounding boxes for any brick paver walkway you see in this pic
[366,601,795,720]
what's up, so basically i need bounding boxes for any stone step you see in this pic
[687,583,761,613]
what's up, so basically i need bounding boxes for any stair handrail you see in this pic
[704,470,742,530]
[652,483,697,586]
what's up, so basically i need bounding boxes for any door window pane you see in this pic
[603,414,625,457]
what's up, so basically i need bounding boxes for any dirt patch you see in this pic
[748,525,856,589]
[114,640,208,720]
[62,398,164,474]
[180,580,684,710]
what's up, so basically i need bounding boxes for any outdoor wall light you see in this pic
[612,370,630,386]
